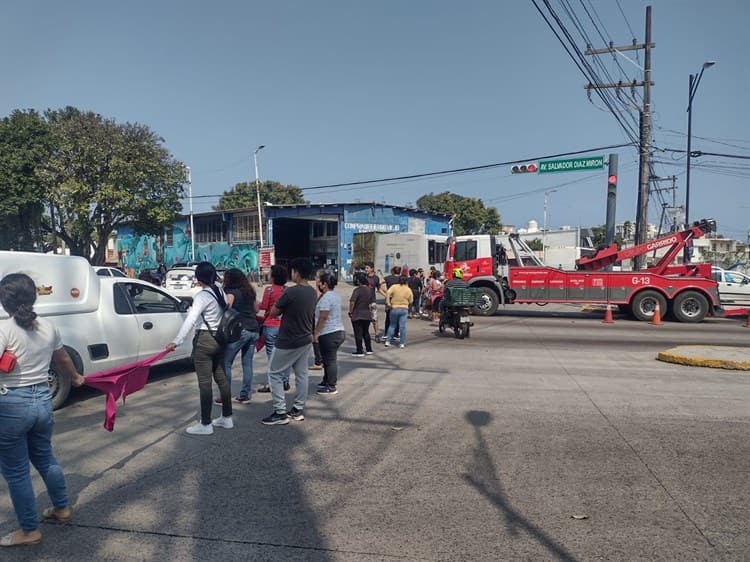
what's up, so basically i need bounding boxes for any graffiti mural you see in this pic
[116,220,258,276]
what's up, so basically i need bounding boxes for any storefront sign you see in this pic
[344,222,401,232]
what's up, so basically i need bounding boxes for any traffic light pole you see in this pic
[605,153,618,247]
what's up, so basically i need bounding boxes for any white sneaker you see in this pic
[398,344,405,349]
[212,416,234,429]
[186,422,214,435]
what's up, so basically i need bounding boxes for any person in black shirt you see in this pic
[349,271,374,356]
[222,268,260,405]
[261,258,317,425]
[407,269,423,318]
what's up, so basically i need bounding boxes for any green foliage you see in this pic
[214,180,306,210]
[43,107,186,263]
[0,110,53,250]
[526,238,544,251]
[591,225,623,249]
[416,192,501,236]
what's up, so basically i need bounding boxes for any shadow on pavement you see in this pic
[462,410,579,562]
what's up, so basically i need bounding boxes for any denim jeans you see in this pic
[385,308,408,346]
[224,329,259,399]
[192,331,231,425]
[268,345,311,414]
[0,384,69,531]
[263,326,288,384]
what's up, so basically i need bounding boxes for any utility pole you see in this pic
[650,175,678,232]
[585,5,654,269]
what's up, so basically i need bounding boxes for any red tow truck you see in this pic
[444,219,722,323]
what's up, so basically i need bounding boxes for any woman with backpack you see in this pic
[220,269,259,405]
[166,262,233,435]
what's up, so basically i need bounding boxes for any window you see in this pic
[166,227,174,247]
[114,283,179,314]
[454,240,477,261]
[311,221,338,239]
[194,216,226,243]
[428,240,447,265]
[232,213,260,243]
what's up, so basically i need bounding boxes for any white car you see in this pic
[712,267,750,306]
[0,252,193,409]
[165,266,202,303]
[93,266,128,278]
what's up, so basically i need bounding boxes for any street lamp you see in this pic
[542,189,557,263]
[253,145,266,247]
[186,166,195,262]
[684,61,715,261]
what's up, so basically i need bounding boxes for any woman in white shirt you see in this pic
[0,273,85,548]
[166,262,233,435]
[313,271,345,395]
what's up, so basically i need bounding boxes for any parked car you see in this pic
[712,267,750,306]
[93,266,128,278]
[165,266,201,303]
[138,268,164,286]
[0,252,193,409]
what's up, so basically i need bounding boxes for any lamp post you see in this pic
[542,189,557,263]
[684,61,715,262]
[187,166,195,262]
[253,145,266,248]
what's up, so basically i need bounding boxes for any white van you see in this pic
[0,252,193,409]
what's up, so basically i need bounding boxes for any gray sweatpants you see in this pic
[268,344,312,414]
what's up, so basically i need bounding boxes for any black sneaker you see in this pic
[287,407,305,421]
[317,381,328,388]
[283,381,291,391]
[261,411,289,425]
[351,352,365,357]
[317,386,338,395]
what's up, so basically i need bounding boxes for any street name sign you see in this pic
[538,156,605,174]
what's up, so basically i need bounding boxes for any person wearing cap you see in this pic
[166,262,233,435]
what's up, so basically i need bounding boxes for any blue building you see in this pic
[112,203,452,280]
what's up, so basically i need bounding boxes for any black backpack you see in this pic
[200,288,243,346]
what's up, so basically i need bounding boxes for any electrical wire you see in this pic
[531,0,640,145]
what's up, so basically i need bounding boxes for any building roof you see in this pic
[183,202,453,220]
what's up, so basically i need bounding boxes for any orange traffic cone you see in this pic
[602,304,614,324]
[744,308,750,328]
[650,302,663,325]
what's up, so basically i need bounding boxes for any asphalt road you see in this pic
[1,299,748,561]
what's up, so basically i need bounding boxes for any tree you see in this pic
[44,107,186,264]
[0,110,53,250]
[416,192,501,236]
[591,225,623,249]
[526,238,544,252]
[214,180,306,210]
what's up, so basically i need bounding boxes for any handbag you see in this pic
[0,350,17,373]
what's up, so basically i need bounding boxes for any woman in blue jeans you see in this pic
[0,274,85,547]
[220,269,260,404]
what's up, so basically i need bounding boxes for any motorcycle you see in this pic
[438,287,481,339]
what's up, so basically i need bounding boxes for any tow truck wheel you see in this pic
[630,290,667,322]
[473,287,499,316]
[672,291,709,323]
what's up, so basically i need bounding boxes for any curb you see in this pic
[657,345,750,371]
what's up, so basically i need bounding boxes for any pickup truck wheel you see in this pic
[672,291,709,323]
[473,288,499,316]
[49,346,80,410]
[630,290,667,322]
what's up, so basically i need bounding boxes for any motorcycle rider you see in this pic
[441,268,469,316]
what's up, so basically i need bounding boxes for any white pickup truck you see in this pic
[0,252,194,409]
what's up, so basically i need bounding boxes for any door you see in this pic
[114,282,193,362]
[717,270,750,305]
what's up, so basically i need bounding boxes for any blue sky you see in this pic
[2,1,748,239]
